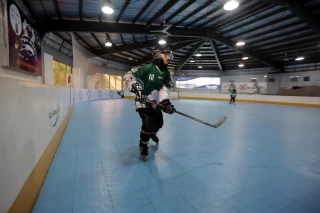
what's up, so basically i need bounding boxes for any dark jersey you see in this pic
[124,63,173,110]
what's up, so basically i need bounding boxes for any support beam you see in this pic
[52,32,71,46]
[53,0,62,19]
[117,0,131,23]
[23,1,38,22]
[40,0,48,18]
[132,0,154,24]
[91,33,104,49]
[229,14,295,39]
[210,31,282,71]
[146,0,179,28]
[74,32,134,64]
[44,20,281,70]
[256,0,293,5]
[172,0,215,27]
[209,40,223,71]
[165,0,197,24]
[252,31,318,49]
[43,20,198,36]
[79,0,83,21]
[135,39,202,66]
[256,40,319,55]
[177,40,206,70]
[23,1,46,35]
[287,1,320,34]
[106,34,114,45]
[245,22,306,42]
[258,0,320,33]
[214,2,271,29]
[59,40,65,51]
[120,34,126,44]
[95,37,200,55]
[74,32,93,50]
[222,7,287,35]
[137,49,150,56]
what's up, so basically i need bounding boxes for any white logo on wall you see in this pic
[49,105,60,127]
[87,90,91,99]
[21,19,37,57]
[10,4,38,57]
[98,90,102,98]
[109,91,114,98]
[9,4,22,36]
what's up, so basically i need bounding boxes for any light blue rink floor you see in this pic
[33,99,320,213]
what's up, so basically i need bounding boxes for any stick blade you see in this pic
[213,116,227,128]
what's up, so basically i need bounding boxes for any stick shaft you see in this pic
[174,111,217,128]
[145,99,225,128]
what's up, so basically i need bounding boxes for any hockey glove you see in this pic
[159,99,175,114]
[131,83,146,103]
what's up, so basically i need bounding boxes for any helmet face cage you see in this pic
[153,45,174,62]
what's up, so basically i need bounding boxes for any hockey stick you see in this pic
[145,99,226,129]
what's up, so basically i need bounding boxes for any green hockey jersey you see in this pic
[230,89,237,98]
[123,63,173,110]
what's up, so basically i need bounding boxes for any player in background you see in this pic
[230,88,237,105]
[123,45,175,161]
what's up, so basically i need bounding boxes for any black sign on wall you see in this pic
[7,0,42,76]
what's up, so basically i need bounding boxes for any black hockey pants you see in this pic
[138,108,163,143]
[230,96,235,104]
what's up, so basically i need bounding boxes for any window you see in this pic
[175,77,220,90]
[268,78,276,83]
[53,60,123,90]
[250,78,257,82]
[95,73,103,89]
[110,75,116,90]
[116,76,122,90]
[53,60,73,87]
[94,73,122,90]
[290,76,299,82]
[59,63,67,86]
[304,76,310,81]
[103,74,110,90]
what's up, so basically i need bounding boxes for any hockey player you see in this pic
[230,88,237,104]
[123,45,176,161]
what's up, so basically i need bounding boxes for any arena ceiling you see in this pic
[16,0,320,73]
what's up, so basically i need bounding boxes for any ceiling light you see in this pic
[105,41,112,47]
[295,57,304,61]
[236,41,245,46]
[195,53,201,57]
[102,5,114,14]
[128,57,133,60]
[198,66,203,68]
[264,76,267,78]
[242,57,249,60]
[158,38,166,45]
[238,64,244,67]
[190,60,195,62]
[224,0,239,11]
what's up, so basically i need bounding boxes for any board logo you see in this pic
[49,104,60,127]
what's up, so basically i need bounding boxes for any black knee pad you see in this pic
[140,128,151,142]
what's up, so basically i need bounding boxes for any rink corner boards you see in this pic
[7,106,74,213]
